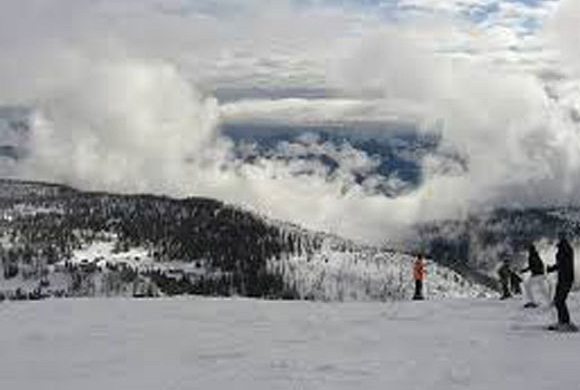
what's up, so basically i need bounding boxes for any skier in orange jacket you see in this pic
[413,254,426,300]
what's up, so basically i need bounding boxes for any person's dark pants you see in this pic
[510,275,522,295]
[413,280,424,300]
[500,278,511,299]
[554,282,572,324]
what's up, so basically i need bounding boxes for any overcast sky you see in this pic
[0,0,579,243]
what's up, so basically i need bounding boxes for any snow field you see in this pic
[1,295,579,390]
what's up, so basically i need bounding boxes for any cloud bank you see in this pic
[0,0,579,244]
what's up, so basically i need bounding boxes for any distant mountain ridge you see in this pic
[0,106,31,161]
[414,206,580,290]
[222,122,453,197]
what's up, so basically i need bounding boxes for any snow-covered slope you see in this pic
[415,207,580,289]
[0,178,489,301]
[271,246,490,301]
[0,295,578,390]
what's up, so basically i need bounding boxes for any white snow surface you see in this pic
[1,295,579,390]
[64,241,152,269]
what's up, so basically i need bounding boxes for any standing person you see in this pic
[547,235,577,331]
[412,254,426,300]
[498,260,512,300]
[510,270,523,296]
[521,244,551,308]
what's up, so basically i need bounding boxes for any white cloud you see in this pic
[328,23,580,213]
[18,53,222,195]
[0,0,579,244]
[398,0,497,14]
[220,97,429,126]
[549,0,580,71]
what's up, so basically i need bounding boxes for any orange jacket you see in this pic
[413,259,426,281]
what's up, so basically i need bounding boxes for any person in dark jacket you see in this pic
[547,236,577,331]
[498,260,513,300]
[521,244,551,308]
